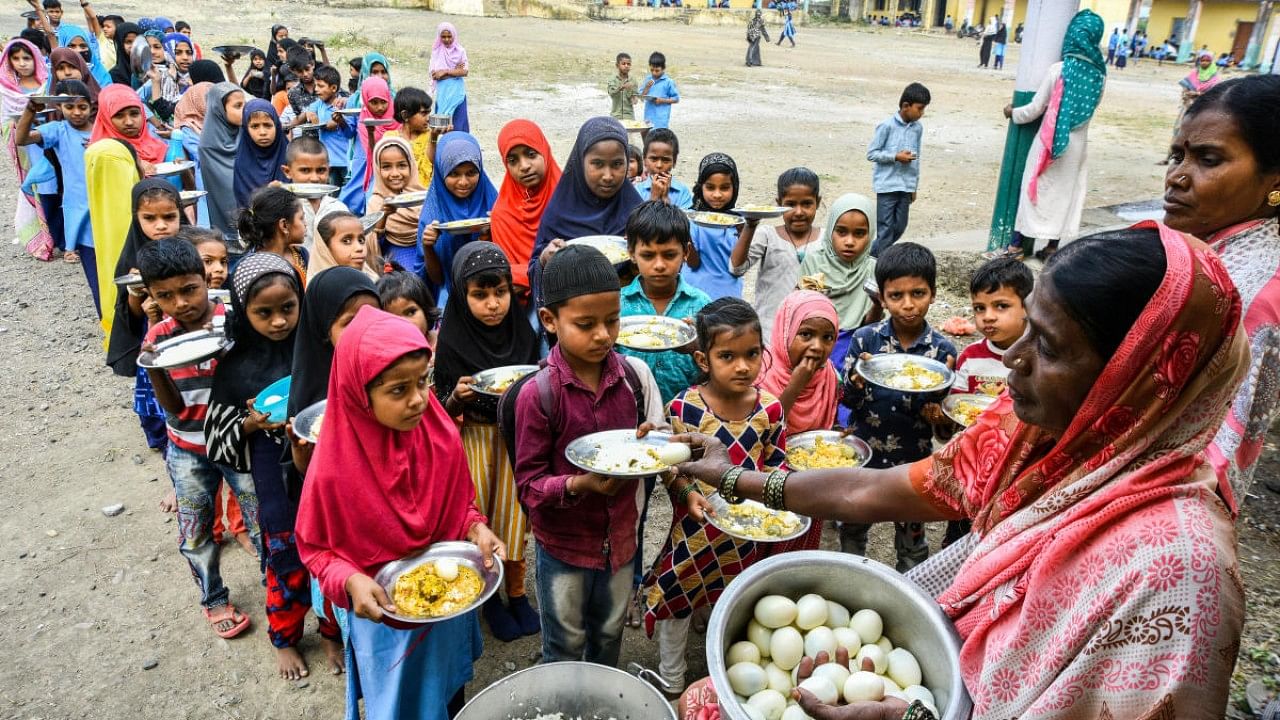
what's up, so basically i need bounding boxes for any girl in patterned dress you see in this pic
[642,297,786,693]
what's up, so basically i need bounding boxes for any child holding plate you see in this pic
[417,131,498,302]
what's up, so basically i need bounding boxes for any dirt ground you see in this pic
[0,1,1276,717]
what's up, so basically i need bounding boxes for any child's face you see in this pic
[247,111,277,148]
[172,43,193,73]
[538,291,621,367]
[197,240,229,289]
[444,161,480,200]
[695,327,763,395]
[54,61,82,83]
[643,141,675,177]
[283,151,329,184]
[584,141,627,200]
[46,5,62,23]
[385,297,430,337]
[379,146,412,194]
[8,48,35,79]
[466,279,512,328]
[102,19,116,38]
[900,102,927,123]
[368,354,431,431]
[315,79,337,101]
[630,237,686,296]
[295,63,315,85]
[147,36,165,65]
[628,154,641,180]
[700,171,734,210]
[111,106,144,138]
[326,217,369,270]
[617,57,631,75]
[328,294,380,347]
[881,275,934,333]
[439,30,455,47]
[252,54,266,69]
[146,273,209,327]
[830,209,870,262]
[504,144,547,190]
[137,197,181,240]
[973,285,1027,349]
[787,317,836,368]
[367,97,389,116]
[67,35,89,54]
[283,205,307,244]
[59,99,93,129]
[649,64,664,79]
[244,278,300,342]
[370,62,388,81]
[404,107,430,133]
[224,91,246,126]
[778,184,819,238]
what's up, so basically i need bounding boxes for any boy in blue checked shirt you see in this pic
[867,82,929,256]
[640,51,679,129]
[839,242,955,571]
[303,65,354,188]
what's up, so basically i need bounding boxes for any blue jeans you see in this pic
[873,191,912,257]
[535,544,633,667]
[166,444,261,608]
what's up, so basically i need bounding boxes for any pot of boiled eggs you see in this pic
[706,551,972,720]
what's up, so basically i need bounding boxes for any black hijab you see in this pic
[433,242,540,416]
[188,59,225,85]
[287,267,379,417]
[108,22,142,87]
[107,177,190,376]
[692,152,740,212]
[211,253,300,409]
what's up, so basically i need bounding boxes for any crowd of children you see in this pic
[1,3,1043,716]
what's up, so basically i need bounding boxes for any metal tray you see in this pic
[941,393,997,428]
[212,45,259,57]
[689,211,745,229]
[785,430,873,470]
[113,272,143,288]
[179,190,207,206]
[282,183,338,199]
[437,217,490,235]
[566,235,629,265]
[359,210,384,233]
[732,205,788,220]
[383,190,428,209]
[565,429,681,479]
[292,398,326,444]
[855,354,954,394]
[361,118,395,127]
[615,315,696,353]
[373,541,503,628]
[704,493,811,543]
[152,160,195,176]
[334,107,362,117]
[471,365,539,397]
[137,331,229,370]
[27,94,83,105]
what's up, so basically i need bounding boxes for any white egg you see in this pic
[728,640,762,666]
[803,626,837,660]
[825,601,851,629]
[728,662,768,697]
[780,706,811,720]
[833,627,863,654]
[885,690,909,703]
[746,688,788,720]
[794,593,829,630]
[811,662,851,691]
[754,595,799,629]
[843,671,886,703]
[875,635,894,654]
[770,626,804,670]
[849,609,883,644]
[657,442,692,465]
[797,676,839,706]
[881,676,902,695]
[886,648,923,688]
[856,644,888,675]
[903,685,937,710]
[433,558,459,582]
[741,703,767,720]
[748,619,774,658]
[764,662,792,694]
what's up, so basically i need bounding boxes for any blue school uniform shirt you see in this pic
[619,276,710,403]
[307,98,355,170]
[840,317,956,468]
[36,121,92,247]
[642,74,679,129]
[632,176,694,210]
[683,223,743,299]
[866,112,923,194]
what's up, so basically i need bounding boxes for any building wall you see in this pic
[1147,0,1276,57]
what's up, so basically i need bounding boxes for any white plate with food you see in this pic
[786,430,873,470]
[383,190,428,209]
[373,541,503,629]
[282,183,339,199]
[616,315,696,353]
[179,190,207,206]
[622,120,652,133]
[566,235,629,265]
[471,365,539,397]
[293,398,327,444]
[137,331,229,370]
[152,160,196,176]
[705,492,810,543]
[565,429,691,479]
[437,217,490,235]
[941,393,998,428]
[731,204,789,220]
[689,211,745,229]
[855,354,954,394]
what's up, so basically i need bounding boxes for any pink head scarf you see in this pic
[429,22,467,90]
[357,76,401,190]
[0,39,48,118]
[758,290,840,434]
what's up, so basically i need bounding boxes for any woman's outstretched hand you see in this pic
[671,433,733,485]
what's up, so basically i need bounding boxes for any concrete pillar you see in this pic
[1176,0,1201,63]
[1266,13,1280,71]
[964,0,975,25]
[1002,0,1014,25]
[1243,0,1273,69]
[987,0,1083,249]
[1124,0,1142,35]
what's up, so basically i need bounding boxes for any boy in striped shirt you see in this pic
[139,239,259,639]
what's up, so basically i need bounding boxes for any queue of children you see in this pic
[1,9,1036,715]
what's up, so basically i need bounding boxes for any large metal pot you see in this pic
[456,661,677,720]
[707,551,973,720]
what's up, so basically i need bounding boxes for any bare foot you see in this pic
[233,531,257,557]
[276,646,310,681]
[322,636,346,675]
[159,489,177,513]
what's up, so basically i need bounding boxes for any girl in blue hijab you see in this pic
[232,98,288,207]
[57,25,112,88]
[417,131,498,301]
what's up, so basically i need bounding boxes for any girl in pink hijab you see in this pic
[429,22,470,133]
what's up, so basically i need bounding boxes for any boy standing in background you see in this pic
[867,82,929,257]
[640,51,679,129]
[304,65,353,188]
[608,52,638,121]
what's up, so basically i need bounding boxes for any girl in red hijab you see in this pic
[296,305,503,719]
[489,119,562,295]
[91,85,170,168]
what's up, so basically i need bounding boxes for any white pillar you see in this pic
[1265,13,1280,71]
[964,0,976,25]
[1014,0,1081,92]
[1176,0,1201,63]
[1243,0,1273,68]
[1002,0,1014,25]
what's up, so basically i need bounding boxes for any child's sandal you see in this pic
[204,603,251,639]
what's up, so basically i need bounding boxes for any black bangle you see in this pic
[763,469,789,510]
[674,480,696,506]
[719,466,745,504]
[902,699,937,720]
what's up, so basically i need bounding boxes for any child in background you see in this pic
[178,225,230,291]
[280,136,349,250]
[296,305,504,718]
[429,22,470,132]
[340,76,399,216]
[366,136,427,276]
[840,242,955,571]
[137,238,257,640]
[308,209,379,279]
[199,83,246,245]
[627,143,642,180]
[237,185,309,282]
[304,64,352,188]
[639,51,679,129]
[388,87,439,188]
[798,193,877,373]
[239,49,270,99]
[346,56,361,94]
[434,243,542,642]
[2,39,51,258]
[867,82,928,256]
[232,98,288,209]
[377,269,439,345]
[419,131,498,299]
[730,167,822,339]
[352,52,394,108]
[642,297,784,692]
[683,152,744,298]
[514,245,666,667]
[489,119,562,299]
[633,128,692,209]
[607,52,637,120]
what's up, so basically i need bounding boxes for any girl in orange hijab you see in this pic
[91,85,171,169]
[488,119,561,296]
